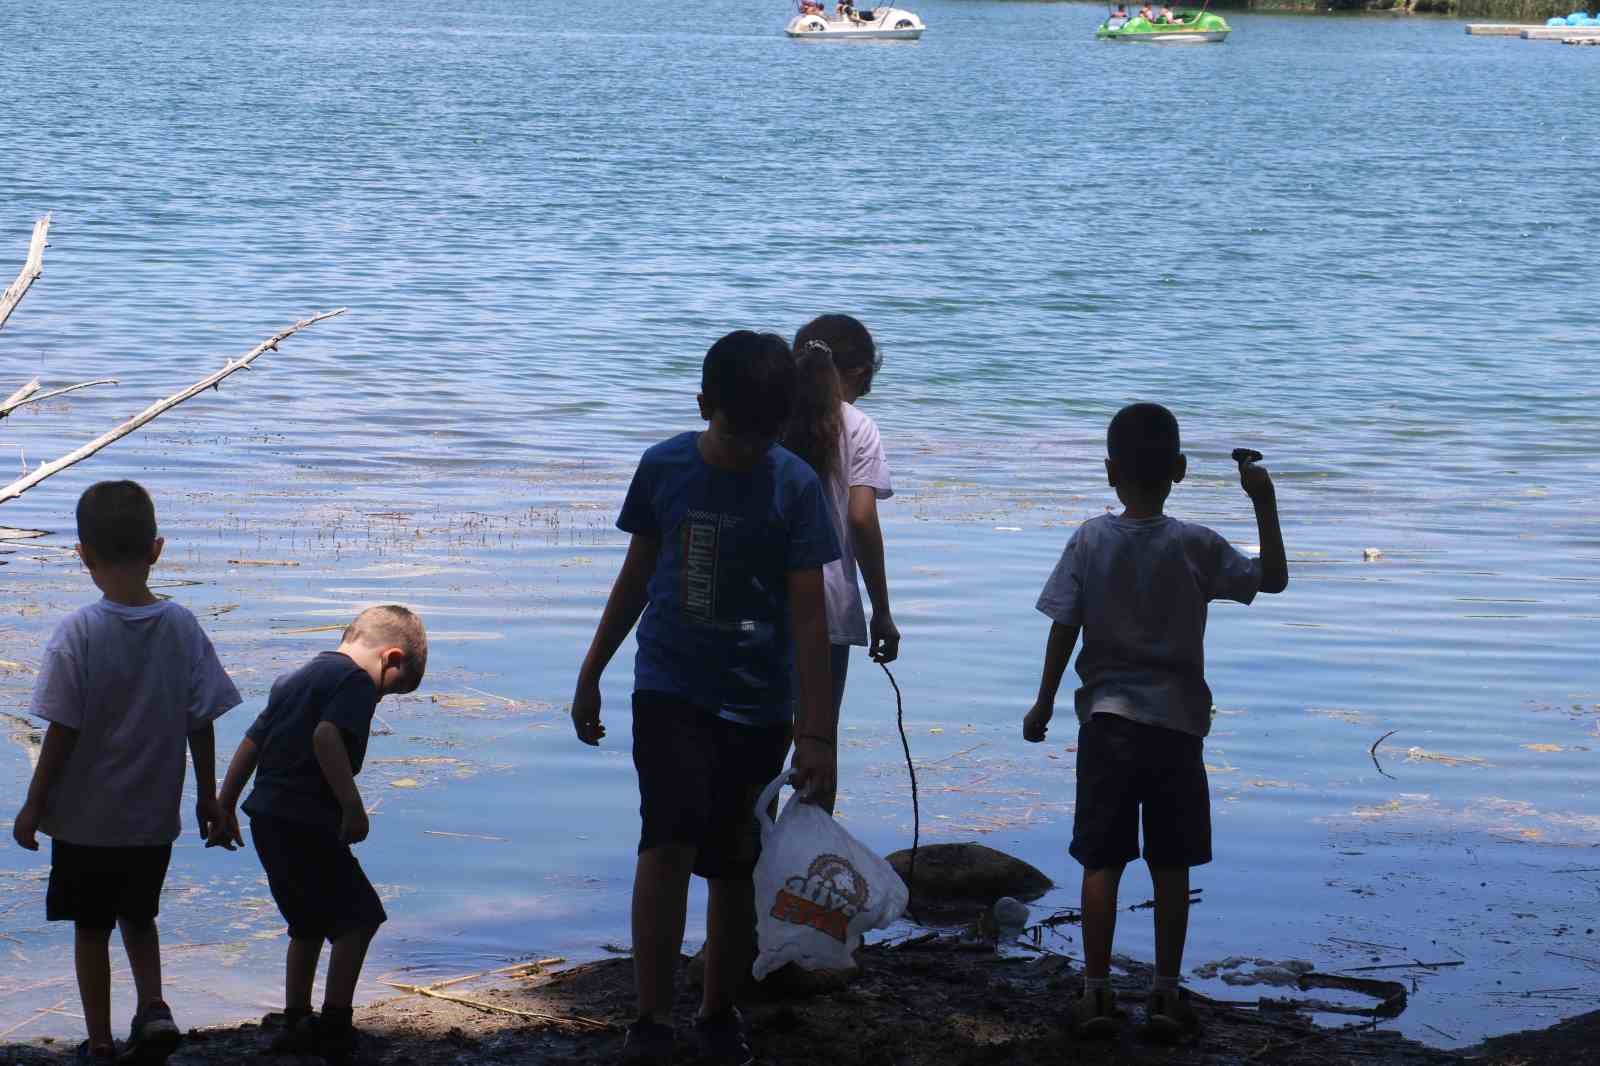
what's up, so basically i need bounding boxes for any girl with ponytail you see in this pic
[783,314,899,812]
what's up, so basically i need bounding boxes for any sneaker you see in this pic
[1067,986,1122,1039]
[693,1007,753,1066]
[266,1013,318,1055]
[75,1042,116,1062]
[311,1016,359,1063]
[121,1001,180,1063]
[1143,987,1201,1043]
[620,1017,675,1064]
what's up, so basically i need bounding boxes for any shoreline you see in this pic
[2,936,1595,1064]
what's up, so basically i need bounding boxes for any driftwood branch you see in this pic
[0,309,347,506]
[0,214,51,333]
[0,379,118,420]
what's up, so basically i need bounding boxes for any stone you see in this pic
[886,843,1052,910]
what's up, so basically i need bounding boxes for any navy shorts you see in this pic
[250,814,387,942]
[1070,712,1212,870]
[632,691,790,880]
[47,839,172,930]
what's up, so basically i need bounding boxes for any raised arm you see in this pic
[1240,463,1288,594]
[1023,622,1080,742]
[848,485,899,663]
[572,534,660,746]
[210,734,261,849]
[312,722,367,844]
[788,566,837,803]
[12,722,78,850]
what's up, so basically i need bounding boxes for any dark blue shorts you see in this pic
[632,691,790,880]
[1070,712,1212,870]
[250,814,387,942]
[47,839,171,930]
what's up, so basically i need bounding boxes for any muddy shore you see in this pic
[2,936,1594,1065]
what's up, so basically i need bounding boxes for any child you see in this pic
[1022,403,1287,1041]
[570,330,839,1066]
[782,314,898,812]
[208,605,427,1061]
[11,480,241,1062]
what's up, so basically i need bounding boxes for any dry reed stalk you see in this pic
[382,981,609,1032]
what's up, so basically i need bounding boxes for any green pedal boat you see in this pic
[1096,9,1231,42]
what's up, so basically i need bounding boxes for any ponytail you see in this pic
[783,339,844,484]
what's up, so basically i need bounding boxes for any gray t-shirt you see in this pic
[29,598,242,846]
[1036,514,1261,738]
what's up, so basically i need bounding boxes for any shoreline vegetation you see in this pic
[3,935,1596,1064]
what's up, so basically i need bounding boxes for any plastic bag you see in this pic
[752,771,909,979]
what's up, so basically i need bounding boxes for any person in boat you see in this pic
[799,0,823,13]
[1138,4,1155,19]
[1158,5,1182,21]
[1112,4,1129,15]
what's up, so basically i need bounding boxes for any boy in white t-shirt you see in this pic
[11,481,241,1062]
[1022,404,1287,1041]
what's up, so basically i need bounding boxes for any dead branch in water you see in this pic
[0,214,50,333]
[0,378,119,420]
[0,309,347,507]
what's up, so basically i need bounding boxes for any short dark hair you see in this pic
[1107,403,1181,488]
[701,331,795,439]
[76,480,157,565]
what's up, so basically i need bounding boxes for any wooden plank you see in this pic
[1465,23,1540,34]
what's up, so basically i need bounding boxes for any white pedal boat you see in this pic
[786,8,926,39]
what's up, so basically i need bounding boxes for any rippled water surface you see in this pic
[2,0,1598,1048]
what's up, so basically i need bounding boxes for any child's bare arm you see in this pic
[312,722,367,844]
[788,566,837,803]
[572,534,660,746]
[1023,622,1079,742]
[188,722,220,842]
[1240,463,1288,594]
[848,486,898,663]
[210,735,260,849]
[12,722,78,851]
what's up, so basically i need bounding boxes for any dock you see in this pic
[1520,24,1600,38]
[1464,23,1538,34]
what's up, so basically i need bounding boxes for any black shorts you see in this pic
[47,839,172,930]
[249,814,387,942]
[632,691,791,880]
[1070,712,1212,870]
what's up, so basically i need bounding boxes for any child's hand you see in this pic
[1238,459,1275,503]
[339,803,370,845]
[205,805,244,851]
[790,736,837,805]
[195,795,223,843]
[12,802,40,851]
[571,680,605,746]
[1022,701,1053,743]
[869,612,901,664]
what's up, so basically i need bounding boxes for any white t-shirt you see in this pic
[823,402,893,646]
[1035,514,1260,738]
[30,598,241,847]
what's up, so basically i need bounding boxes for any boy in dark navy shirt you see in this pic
[210,606,427,1060]
[572,331,839,1066]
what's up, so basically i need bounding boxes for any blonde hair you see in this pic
[343,605,428,669]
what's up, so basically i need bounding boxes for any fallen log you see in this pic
[0,214,50,332]
[0,309,347,506]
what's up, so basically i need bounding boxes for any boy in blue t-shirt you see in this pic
[572,330,840,1066]
[1023,403,1288,1042]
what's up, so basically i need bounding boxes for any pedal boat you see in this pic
[786,8,926,39]
[1096,11,1230,42]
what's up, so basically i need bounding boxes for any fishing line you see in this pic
[881,660,919,918]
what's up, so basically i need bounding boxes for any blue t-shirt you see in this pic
[618,432,841,725]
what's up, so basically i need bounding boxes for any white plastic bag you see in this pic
[752,771,909,979]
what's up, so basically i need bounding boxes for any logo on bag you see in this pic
[769,853,869,943]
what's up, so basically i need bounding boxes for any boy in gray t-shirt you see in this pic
[11,481,240,1062]
[1022,404,1288,1042]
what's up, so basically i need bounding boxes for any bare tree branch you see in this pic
[0,308,348,506]
[0,214,51,333]
[0,379,119,420]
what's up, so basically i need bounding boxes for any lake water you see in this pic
[2,0,1598,1049]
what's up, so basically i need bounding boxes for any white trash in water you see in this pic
[752,772,909,979]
